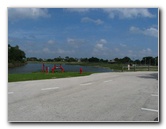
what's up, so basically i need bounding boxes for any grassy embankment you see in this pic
[8,71,92,82]
[8,62,158,82]
[65,62,158,72]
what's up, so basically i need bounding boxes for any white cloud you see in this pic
[139,48,152,55]
[130,26,158,37]
[67,38,85,47]
[95,43,104,50]
[120,43,127,47]
[47,40,55,45]
[147,48,152,52]
[43,48,50,53]
[130,26,141,32]
[42,47,56,54]
[115,48,120,52]
[99,39,107,44]
[67,38,75,44]
[43,47,74,55]
[103,8,155,19]
[128,50,133,53]
[81,17,104,25]
[57,49,66,54]
[8,8,50,21]
[93,39,108,52]
[143,27,158,37]
[57,48,75,55]
[65,8,90,13]
[65,8,154,19]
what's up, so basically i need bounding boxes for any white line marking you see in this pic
[8,92,14,94]
[80,83,92,86]
[141,108,158,113]
[41,87,59,91]
[104,80,112,83]
[151,94,158,97]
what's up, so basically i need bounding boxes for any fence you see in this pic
[122,65,158,72]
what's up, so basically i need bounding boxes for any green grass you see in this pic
[8,72,92,82]
[66,62,123,71]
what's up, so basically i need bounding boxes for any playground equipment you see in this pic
[46,66,48,73]
[42,63,45,72]
[80,67,83,74]
[42,63,83,73]
[42,63,64,73]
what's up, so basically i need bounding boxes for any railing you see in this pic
[121,65,158,72]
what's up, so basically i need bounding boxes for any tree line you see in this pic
[8,44,158,66]
[27,56,109,63]
[114,56,158,66]
[27,56,158,66]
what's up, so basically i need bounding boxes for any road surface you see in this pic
[8,71,159,122]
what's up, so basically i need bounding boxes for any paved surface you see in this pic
[8,71,159,122]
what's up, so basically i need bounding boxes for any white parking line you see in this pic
[104,80,112,83]
[80,83,92,86]
[41,87,59,91]
[141,108,158,113]
[8,92,14,94]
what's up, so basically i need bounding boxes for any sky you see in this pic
[8,8,158,60]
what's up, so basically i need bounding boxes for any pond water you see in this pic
[8,63,113,74]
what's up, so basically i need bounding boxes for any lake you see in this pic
[8,63,113,74]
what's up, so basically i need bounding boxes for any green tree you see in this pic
[8,44,26,63]
[54,56,63,62]
[141,56,155,65]
[88,57,100,62]
[121,56,131,64]
[155,56,158,66]
[134,59,141,65]
[80,58,89,62]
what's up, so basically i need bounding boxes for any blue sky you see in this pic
[8,8,158,60]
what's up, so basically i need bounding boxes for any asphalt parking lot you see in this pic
[8,71,159,122]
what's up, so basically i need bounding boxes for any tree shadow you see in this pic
[137,73,158,80]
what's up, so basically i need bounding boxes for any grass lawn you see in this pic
[8,72,92,82]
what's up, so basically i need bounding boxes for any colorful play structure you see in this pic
[42,63,64,73]
[42,63,83,74]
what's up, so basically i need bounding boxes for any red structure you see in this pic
[52,67,55,73]
[42,63,45,72]
[60,64,64,72]
[42,64,64,73]
[61,67,64,72]
[54,64,56,70]
[80,68,83,74]
[46,66,48,73]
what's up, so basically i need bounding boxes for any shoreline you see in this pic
[27,61,158,72]
[8,62,27,68]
